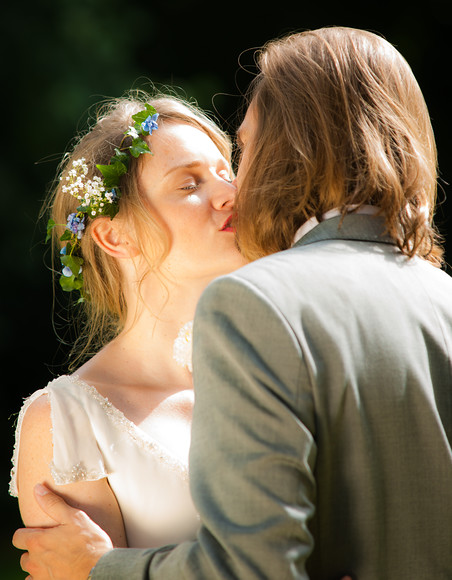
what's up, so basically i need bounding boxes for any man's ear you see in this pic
[90,217,139,258]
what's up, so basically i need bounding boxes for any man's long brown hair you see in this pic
[236,27,443,266]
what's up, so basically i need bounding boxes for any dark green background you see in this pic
[2,1,450,577]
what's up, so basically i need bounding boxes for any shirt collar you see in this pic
[293,205,380,245]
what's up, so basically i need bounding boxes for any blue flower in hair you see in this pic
[141,113,159,135]
[66,213,85,239]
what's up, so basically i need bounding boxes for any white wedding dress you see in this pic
[9,375,199,548]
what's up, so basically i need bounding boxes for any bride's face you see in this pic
[138,121,248,280]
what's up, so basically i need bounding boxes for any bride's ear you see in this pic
[90,217,139,259]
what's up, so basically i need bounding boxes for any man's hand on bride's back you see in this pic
[12,483,113,580]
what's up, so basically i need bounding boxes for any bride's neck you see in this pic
[122,271,210,339]
[77,273,209,390]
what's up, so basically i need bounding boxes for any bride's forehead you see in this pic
[154,121,214,148]
[145,123,222,166]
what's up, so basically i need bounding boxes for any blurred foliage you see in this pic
[2,0,451,576]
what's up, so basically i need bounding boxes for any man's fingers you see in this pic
[19,550,29,572]
[12,526,37,550]
[33,483,77,524]
[18,545,36,578]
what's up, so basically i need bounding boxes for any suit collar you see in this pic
[293,213,395,249]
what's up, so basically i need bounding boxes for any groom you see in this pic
[13,27,452,580]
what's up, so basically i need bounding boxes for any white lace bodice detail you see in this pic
[10,375,198,548]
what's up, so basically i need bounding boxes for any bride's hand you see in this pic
[13,484,113,580]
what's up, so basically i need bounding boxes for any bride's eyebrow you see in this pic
[163,161,202,178]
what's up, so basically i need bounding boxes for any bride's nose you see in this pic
[211,178,237,210]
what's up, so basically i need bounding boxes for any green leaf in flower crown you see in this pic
[102,199,120,220]
[61,253,83,272]
[60,229,73,241]
[60,274,76,292]
[96,160,127,189]
[65,242,75,256]
[60,273,84,292]
[131,104,157,128]
[73,277,84,290]
[46,219,56,243]
[112,148,130,168]
[129,137,151,158]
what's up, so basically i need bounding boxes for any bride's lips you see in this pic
[220,215,234,232]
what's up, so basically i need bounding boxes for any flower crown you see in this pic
[46,104,159,302]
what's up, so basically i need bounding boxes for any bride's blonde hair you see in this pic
[236,27,443,266]
[46,91,232,368]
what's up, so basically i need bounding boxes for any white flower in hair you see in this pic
[126,125,140,139]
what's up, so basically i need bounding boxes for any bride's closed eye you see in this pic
[180,183,200,191]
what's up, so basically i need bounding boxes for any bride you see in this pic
[10,92,247,548]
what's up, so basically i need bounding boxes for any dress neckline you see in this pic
[64,374,189,479]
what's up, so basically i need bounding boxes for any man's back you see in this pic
[192,214,452,579]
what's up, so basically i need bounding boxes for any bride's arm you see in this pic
[16,393,127,548]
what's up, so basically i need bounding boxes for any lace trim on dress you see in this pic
[50,461,109,485]
[67,375,189,481]
[173,321,193,372]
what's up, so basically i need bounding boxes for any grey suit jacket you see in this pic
[93,214,452,579]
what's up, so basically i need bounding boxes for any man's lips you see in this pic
[221,215,234,232]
